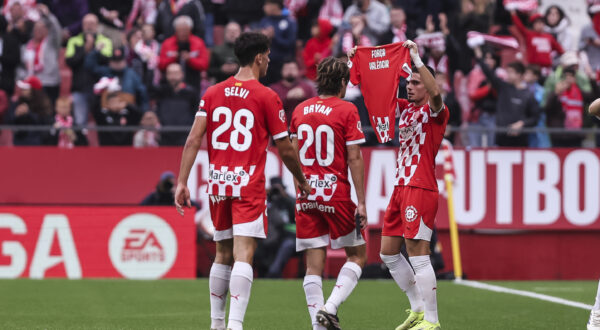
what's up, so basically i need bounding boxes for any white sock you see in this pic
[209,263,232,329]
[380,253,424,313]
[303,275,327,330]
[594,279,600,310]
[324,261,362,315]
[227,262,253,330]
[410,256,438,324]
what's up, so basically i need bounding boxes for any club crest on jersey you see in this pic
[279,109,286,123]
[405,205,418,222]
[306,174,338,202]
[373,116,391,142]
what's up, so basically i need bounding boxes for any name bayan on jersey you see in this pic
[224,87,250,99]
[304,104,332,116]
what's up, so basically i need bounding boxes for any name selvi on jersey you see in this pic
[197,76,288,198]
[290,96,365,201]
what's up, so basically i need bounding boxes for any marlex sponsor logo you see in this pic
[209,169,246,184]
[308,174,337,189]
[109,214,177,279]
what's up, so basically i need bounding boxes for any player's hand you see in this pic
[346,46,357,59]
[174,183,191,216]
[356,202,367,230]
[402,40,418,56]
[297,180,311,200]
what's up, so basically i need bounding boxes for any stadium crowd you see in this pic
[0,0,599,147]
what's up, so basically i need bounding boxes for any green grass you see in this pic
[0,279,594,329]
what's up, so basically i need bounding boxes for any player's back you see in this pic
[290,96,365,202]
[199,76,288,197]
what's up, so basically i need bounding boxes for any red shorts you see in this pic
[295,200,365,251]
[382,185,438,240]
[208,196,267,241]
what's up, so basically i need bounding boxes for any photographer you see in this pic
[140,171,177,206]
[255,177,298,278]
[65,14,113,126]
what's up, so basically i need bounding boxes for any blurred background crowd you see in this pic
[0,0,599,148]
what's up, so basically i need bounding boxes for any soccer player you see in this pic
[587,98,599,330]
[290,57,367,330]
[349,40,448,330]
[174,32,311,330]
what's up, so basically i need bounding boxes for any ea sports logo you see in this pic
[109,214,178,279]
[405,206,418,223]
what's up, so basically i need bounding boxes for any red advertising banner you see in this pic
[1,147,599,230]
[0,207,196,279]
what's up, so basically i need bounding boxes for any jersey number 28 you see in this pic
[298,124,334,166]
[211,106,254,151]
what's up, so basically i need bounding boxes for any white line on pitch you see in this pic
[453,279,593,310]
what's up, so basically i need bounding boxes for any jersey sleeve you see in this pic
[264,91,289,140]
[349,52,361,86]
[345,104,366,145]
[196,88,210,117]
[289,106,299,138]
[430,104,449,125]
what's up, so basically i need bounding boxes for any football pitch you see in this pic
[0,279,594,329]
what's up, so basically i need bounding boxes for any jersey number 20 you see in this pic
[298,124,334,166]
[212,106,254,151]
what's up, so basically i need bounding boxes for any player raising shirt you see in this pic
[290,57,367,330]
[349,41,448,330]
[175,32,311,330]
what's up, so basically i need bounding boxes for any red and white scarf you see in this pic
[24,38,47,76]
[392,24,407,43]
[55,114,74,149]
[559,84,583,129]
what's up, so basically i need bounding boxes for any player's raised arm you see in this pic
[274,137,311,198]
[402,40,443,112]
[175,115,207,215]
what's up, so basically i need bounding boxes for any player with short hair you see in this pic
[290,57,367,330]
[175,32,311,330]
[349,40,448,330]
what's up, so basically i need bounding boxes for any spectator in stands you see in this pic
[258,0,297,85]
[153,63,198,145]
[66,13,113,126]
[223,0,264,27]
[158,15,209,91]
[510,10,563,70]
[474,46,540,147]
[41,0,88,42]
[132,24,160,88]
[6,76,52,145]
[50,96,88,148]
[379,5,414,45]
[4,0,34,44]
[155,0,206,43]
[545,66,598,147]
[542,52,592,108]
[126,0,157,31]
[524,65,551,148]
[342,0,390,39]
[302,19,333,81]
[269,59,317,123]
[0,16,21,96]
[207,21,240,83]
[85,46,149,111]
[88,0,133,47]
[93,92,142,146]
[133,111,161,148]
[580,8,600,81]
[140,171,176,205]
[339,13,375,54]
[436,70,461,144]
[22,4,61,105]
[544,5,575,51]
[467,48,501,147]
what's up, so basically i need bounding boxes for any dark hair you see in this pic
[526,64,541,77]
[545,5,566,28]
[127,27,140,43]
[482,47,501,68]
[507,61,525,75]
[316,57,349,96]
[234,32,270,67]
[265,0,284,9]
[563,67,576,76]
[282,57,297,66]
[411,64,436,77]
